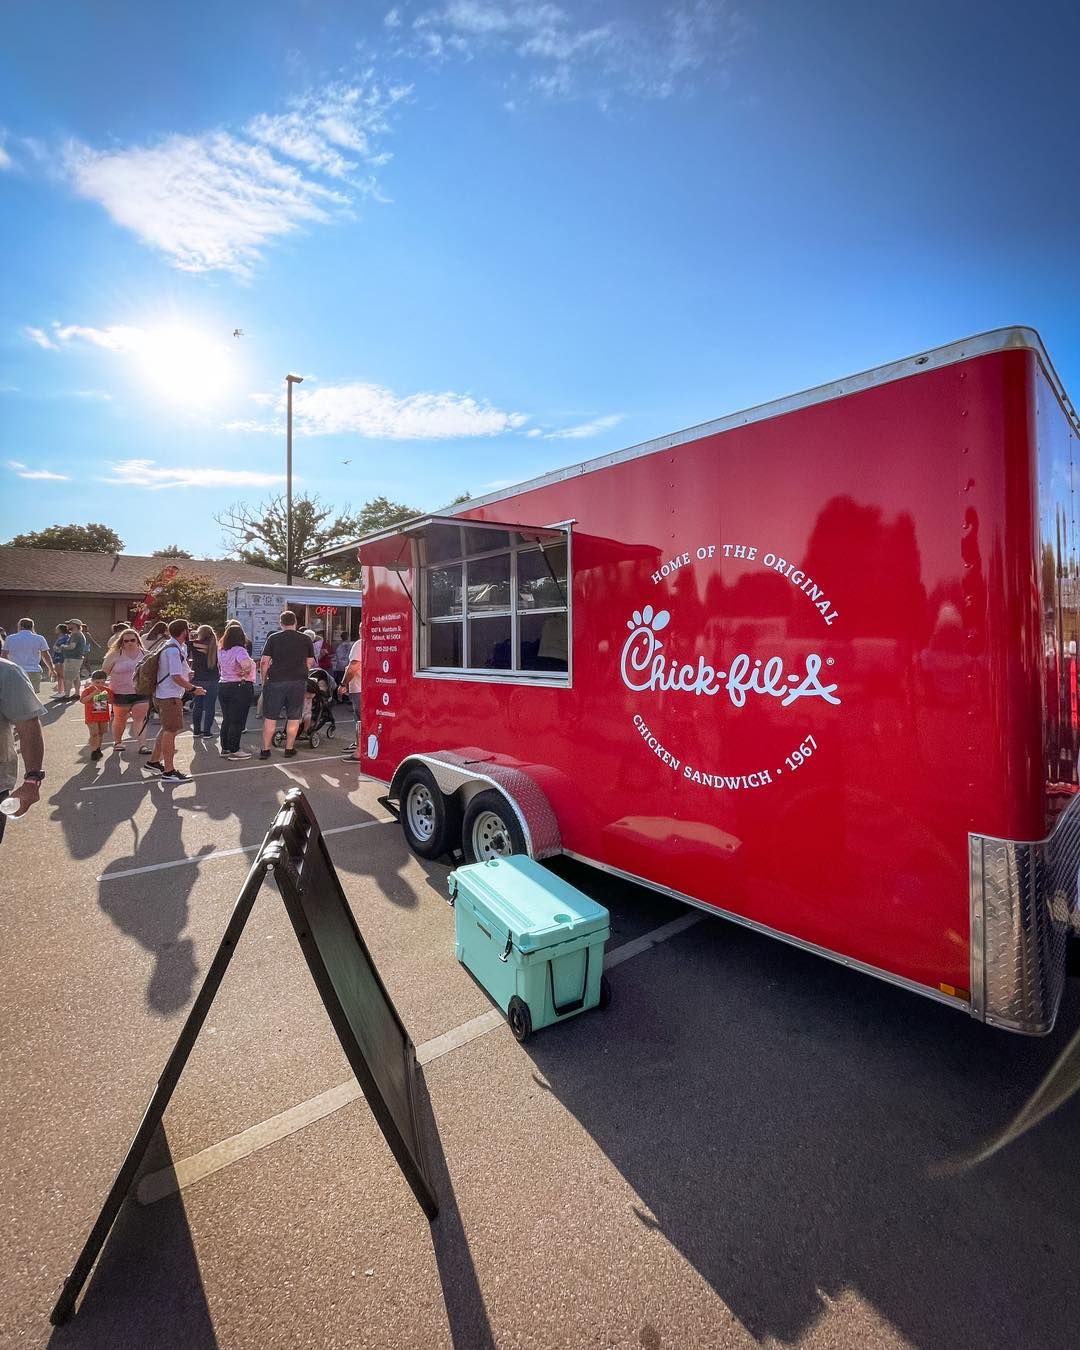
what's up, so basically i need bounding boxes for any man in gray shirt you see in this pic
[0,657,46,843]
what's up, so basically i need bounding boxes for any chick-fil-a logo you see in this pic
[620,606,841,708]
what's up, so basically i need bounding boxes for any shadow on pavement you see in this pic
[416,1073,496,1350]
[526,911,1080,1350]
[47,1126,216,1350]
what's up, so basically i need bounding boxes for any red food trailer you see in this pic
[319,328,1080,1035]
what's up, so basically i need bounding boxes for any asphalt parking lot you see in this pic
[3,698,1080,1350]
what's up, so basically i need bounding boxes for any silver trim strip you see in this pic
[316,327,1075,562]
[562,850,967,1014]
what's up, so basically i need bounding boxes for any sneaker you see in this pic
[90,749,103,761]
[138,745,153,755]
[228,751,252,760]
[144,760,165,773]
[345,742,358,752]
[259,749,271,760]
[283,748,298,758]
[160,769,191,782]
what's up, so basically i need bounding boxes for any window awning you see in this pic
[309,515,568,569]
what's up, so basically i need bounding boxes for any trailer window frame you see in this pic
[414,525,572,688]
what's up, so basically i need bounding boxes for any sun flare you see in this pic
[136,325,235,404]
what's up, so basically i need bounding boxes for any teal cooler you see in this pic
[447,856,611,1040]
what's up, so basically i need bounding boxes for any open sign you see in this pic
[315,605,339,615]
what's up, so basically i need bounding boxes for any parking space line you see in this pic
[96,818,396,882]
[80,754,368,792]
[136,912,706,1204]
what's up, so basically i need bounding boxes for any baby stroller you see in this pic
[271,669,337,749]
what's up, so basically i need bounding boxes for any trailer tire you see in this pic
[400,766,460,860]
[462,790,527,863]
[507,996,532,1042]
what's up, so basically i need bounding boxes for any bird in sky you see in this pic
[232,328,244,338]
[342,459,351,465]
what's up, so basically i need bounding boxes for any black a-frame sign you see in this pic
[51,788,438,1325]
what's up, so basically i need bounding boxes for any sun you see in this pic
[136,325,235,404]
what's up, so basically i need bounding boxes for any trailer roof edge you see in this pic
[313,327,1075,562]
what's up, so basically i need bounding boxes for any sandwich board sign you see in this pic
[51,788,437,1325]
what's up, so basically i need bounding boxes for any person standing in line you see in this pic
[0,657,45,842]
[79,669,113,761]
[103,628,151,755]
[259,610,315,760]
[189,625,220,738]
[340,633,363,761]
[2,619,55,694]
[217,624,256,760]
[332,631,351,697]
[61,620,89,698]
[146,619,204,783]
[141,620,168,650]
[51,624,71,698]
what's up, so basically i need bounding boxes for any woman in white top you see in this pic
[104,628,151,753]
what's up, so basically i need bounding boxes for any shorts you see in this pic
[62,657,84,684]
[113,692,146,707]
[154,696,184,732]
[23,671,42,693]
[261,679,306,721]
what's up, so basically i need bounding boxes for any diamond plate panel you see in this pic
[394,750,562,859]
[970,791,1080,1034]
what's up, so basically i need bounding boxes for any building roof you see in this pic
[0,548,286,595]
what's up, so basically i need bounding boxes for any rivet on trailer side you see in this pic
[315,327,1080,1035]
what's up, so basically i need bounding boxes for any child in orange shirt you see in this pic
[80,669,113,760]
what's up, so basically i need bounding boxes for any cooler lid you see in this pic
[455,856,609,952]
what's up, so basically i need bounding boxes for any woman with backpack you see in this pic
[103,628,151,754]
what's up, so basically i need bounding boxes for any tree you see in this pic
[152,544,193,559]
[7,522,123,552]
[352,495,422,537]
[145,571,227,629]
[216,492,356,578]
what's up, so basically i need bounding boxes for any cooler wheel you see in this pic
[507,996,532,1042]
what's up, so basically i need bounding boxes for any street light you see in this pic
[285,373,304,585]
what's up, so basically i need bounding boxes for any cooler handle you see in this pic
[549,944,590,1016]
[498,930,513,963]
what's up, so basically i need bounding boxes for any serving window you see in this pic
[418,523,570,681]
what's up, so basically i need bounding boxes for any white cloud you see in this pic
[227,379,529,440]
[64,134,347,277]
[410,1,748,102]
[7,460,70,481]
[105,459,286,490]
[532,413,624,439]
[52,323,144,353]
[0,132,11,171]
[385,6,403,25]
[295,381,528,439]
[25,326,57,350]
[58,76,410,276]
[245,80,409,180]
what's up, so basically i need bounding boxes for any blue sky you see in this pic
[2,1,1079,559]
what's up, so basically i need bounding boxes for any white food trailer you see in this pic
[226,583,363,661]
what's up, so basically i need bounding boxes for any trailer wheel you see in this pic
[598,974,612,1010]
[507,996,532,1042]
[463,790,527,863]
[400,766,460,860]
